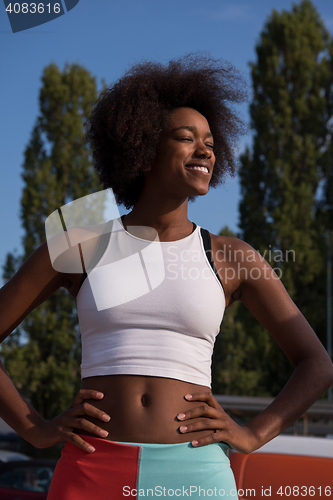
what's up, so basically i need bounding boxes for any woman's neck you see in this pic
[122,198,193,241]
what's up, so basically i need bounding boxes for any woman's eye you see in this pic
[176,137,214,149]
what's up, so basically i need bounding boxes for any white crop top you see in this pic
[76,217,225,388]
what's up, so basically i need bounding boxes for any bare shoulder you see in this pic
[47,223,108,273]
[211,231,287,288]
[210,233,262,261]
[47,221,110,296]
[210,234,269,306]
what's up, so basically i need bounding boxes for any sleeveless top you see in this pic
[76,217,225,388]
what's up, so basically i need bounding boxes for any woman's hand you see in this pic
[177,392,258,454]
[32,389,111,453]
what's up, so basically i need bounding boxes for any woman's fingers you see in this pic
[63,432,97,453]
[65,414,109,438]
[178,391,225,423]
[62,401,111,439]
[69,389,111,423]
[178,416,229,448]
[177,391,231,447]
[190,432,227,448]
[178,416,221,434]
[70,389,104,408]
[178,416,228,448]
[177,405,220,422]
[50,389,112,451]
[70,401,111,422]
[184,392,221,409]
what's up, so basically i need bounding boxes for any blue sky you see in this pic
[1,0,333,284]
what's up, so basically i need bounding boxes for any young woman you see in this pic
[0,55,332,499]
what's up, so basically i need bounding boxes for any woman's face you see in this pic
[145,107,215,199]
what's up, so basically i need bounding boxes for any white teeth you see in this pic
[186,166,209,173]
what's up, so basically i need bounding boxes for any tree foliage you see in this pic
[236,0,333,396]
[1,63,102,421]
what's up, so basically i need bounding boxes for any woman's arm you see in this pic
[178,238,333,452]
[0,241,110,452]
[0,361,109,452]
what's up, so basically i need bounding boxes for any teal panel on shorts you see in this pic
[136,441,239,499]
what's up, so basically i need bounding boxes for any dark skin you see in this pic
[0,107,332,455]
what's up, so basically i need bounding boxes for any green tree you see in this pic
[237,0,333,395]
[213,299,270,396]
[1,63,102,424]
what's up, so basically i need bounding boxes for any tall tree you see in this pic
[238,0,333,395]
[1,63,102,422]
[317,35,333,275]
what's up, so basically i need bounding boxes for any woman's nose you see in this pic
[194,145,211,158]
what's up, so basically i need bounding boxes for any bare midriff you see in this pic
[77,374,213,444]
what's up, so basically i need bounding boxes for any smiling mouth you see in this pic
[185,166,209,174]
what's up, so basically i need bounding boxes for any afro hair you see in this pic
[85,53,248,209]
